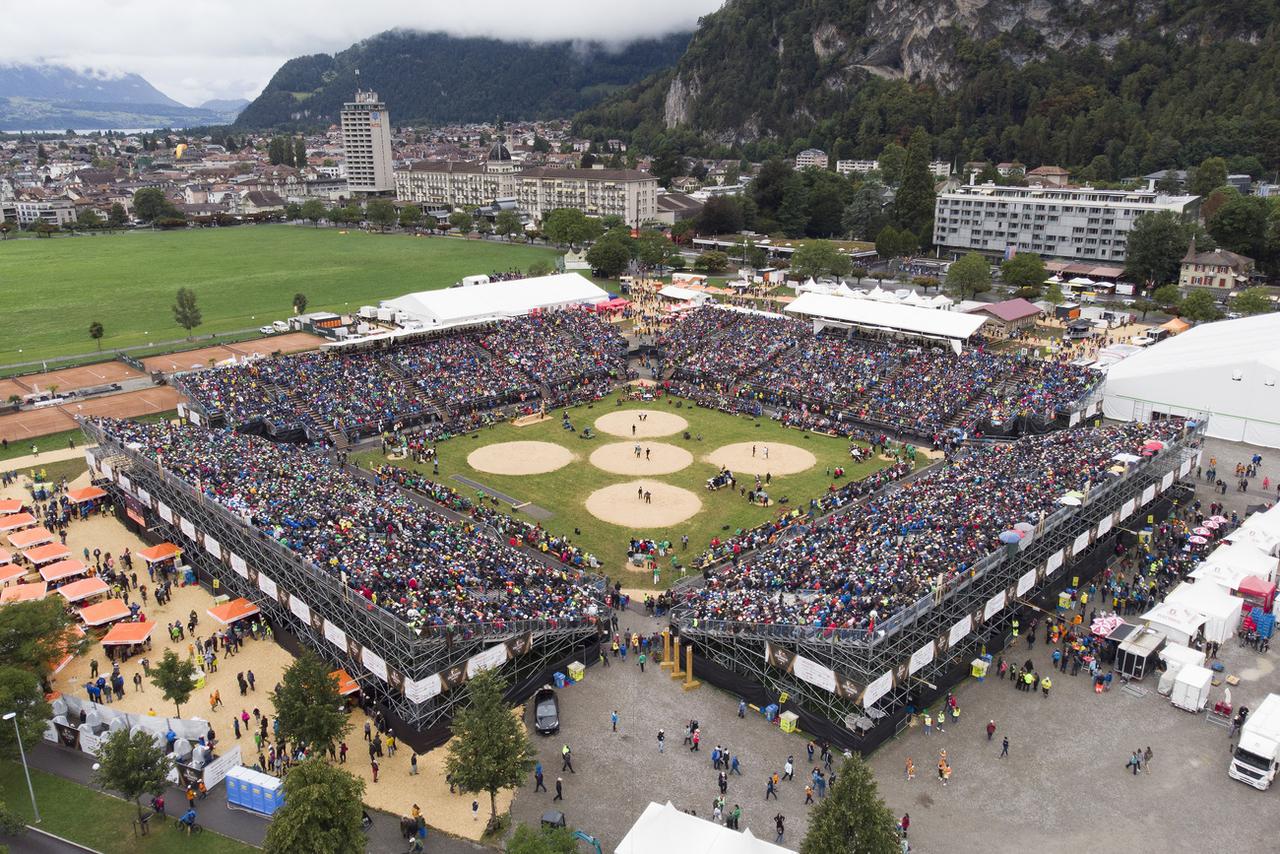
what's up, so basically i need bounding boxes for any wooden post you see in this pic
[682,642,701,691]
[670,637,684,678]
[660,630,674,670]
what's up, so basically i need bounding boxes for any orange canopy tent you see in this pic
[24,542,71,566]
[40,558,88,583]
[330,669,360,696]
[0,513,39,533]
[67,486,108,504]
[207,597,259,625]
[79,598,131,626]
[101,620,157,646]
[9,526,54,549]
[0,564,27,586]
[138,543,182,564]
[0,499,25,515]
[1,582,48,604]
[56,576,109,603]
[52,625,86,675]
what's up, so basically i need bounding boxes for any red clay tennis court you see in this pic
[60,386,179,420]
[4,362,143,395]
[140,332,321,374]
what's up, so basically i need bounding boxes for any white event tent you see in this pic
[381,273,608,330]
[1101,314,1280,447]
[616,802,790,854]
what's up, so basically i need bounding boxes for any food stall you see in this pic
[1164,582,1245,644]
[1141,602,1206,648]
[1116,627,1166,681]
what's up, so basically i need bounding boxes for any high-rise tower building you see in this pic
[340,89,393,195]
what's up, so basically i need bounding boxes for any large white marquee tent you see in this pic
[1101,314,1280,447]
[381,273,608,330]
[616,802,790,854]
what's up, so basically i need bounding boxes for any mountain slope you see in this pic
[234,29,691,129]
[574,0,1280,172]
[0,63,228,130]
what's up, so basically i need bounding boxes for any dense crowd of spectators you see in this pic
[181,309,627,435]
[659,307,1099,437]
[96,419,603,633]
[678,420,1188,634]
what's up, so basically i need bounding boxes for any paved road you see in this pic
[0,827,97,853]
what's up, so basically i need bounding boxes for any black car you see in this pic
[533,687,560,735]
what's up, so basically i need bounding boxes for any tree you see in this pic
[776,176,810,237]
[542,208,600,247]
[1000,253,1047,295]
[448,210,474,235]
[1190,156,1229,198]
[0,667,51,760]
[1124,211,1196,286]
[293,137,307,170]
[586,238,633,278]
[507,823,579,854]
[269,652,350,755]
[693,251,729,274]
[799,756,900,854]
[946,252,992,299]
[88,321,104,350]
[398,204,422,230]
[263,760,365,854]
[445,670,535,826]
[635,231,675,271]
[366,200,397,232]
[1179,289,1224,322]
[875,225,912,260]
[528,259,555,277]
[791,240,853,279]
[1233,286,1274,315]
[292,293,308,315]
[150,649,197,716]
[107,203,128,229]
[877,143,907,186]
[284,202,302,222]
[1151,283,1182,308]
[76,208,102,230]
[697,195,745,235]
[0,599,85,676]
[1045,280,1066,305]
[495,209,523,240]
[264,760,365,854]
[745,245,769,270]
[94,729,172,821]
[132,188,171,223]
[842,181,886,241]
[1132,297,1159,320]
[172,288,202,338]
[301,198,326,226]
[1207,193,1270,262]
[892,127,935,242]
[913,275,940,293]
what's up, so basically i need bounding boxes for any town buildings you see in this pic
[1179,240,1255,291]
[932,184,1201,264]
[794,149,829,170]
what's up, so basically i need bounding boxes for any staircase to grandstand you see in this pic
[280,386,347,449]
[383,358,448,426]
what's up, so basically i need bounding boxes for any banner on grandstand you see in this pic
[123,493,147,528]
[948,615,972,648]
[763,641,846,697]
[908,641,935,676]
[862,670,894,709]
[466,641,509,678]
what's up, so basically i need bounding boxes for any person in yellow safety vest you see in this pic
[1011,619,1020,638]
[1023,671,1035,691]
[1041,676,1052,697]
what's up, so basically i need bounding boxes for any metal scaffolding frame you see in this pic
[82,423,606,733]
[672,423,1204,749]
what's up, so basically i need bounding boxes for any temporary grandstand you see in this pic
[82,420,608,748]
[667,420,1206,752]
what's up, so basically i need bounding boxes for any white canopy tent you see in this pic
[616,802,789,854]
[1189,560,1256,596]
[1101,314,1280,447]
[380,273,608,330]
[785,292,987,353]
[1140,602,1206,647]
[1203,542,1279,585]
[1163,582,1244,645]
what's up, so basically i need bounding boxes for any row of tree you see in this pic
[267,135,308,169]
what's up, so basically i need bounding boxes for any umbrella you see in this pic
[1210,515,1229,523]
[1189,536,1208,545]
[1014,522,1035,534]
[1193,527,1211,536]
[1204,520,1221,529]
[1143,440,1164,451]
[1060,496,1082,506]
[999,531,1022,544]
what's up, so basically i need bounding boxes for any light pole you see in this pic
[3,711,39,823]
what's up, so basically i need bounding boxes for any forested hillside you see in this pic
[236,30,690,129]
[574,0,1280,175]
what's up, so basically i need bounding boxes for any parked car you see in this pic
[259,325,275,335]
[533,687,560,735]
[272,320,289,332]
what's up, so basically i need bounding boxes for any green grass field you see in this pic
[0,226,561,364]
[0,760,254,854]
[354,392,909,587]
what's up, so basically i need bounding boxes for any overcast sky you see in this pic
[5,0,722,106]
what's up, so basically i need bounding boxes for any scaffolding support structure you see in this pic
[671,423,1204,750]
[81,423,606,735]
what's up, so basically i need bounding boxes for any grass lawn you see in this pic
[0,760,255,854]
[0,226,561,364]
[354,391,912,587]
